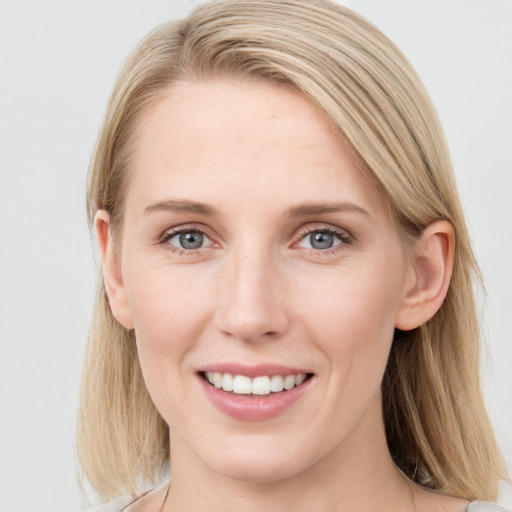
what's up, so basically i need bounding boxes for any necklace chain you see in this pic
[158,483,170,512]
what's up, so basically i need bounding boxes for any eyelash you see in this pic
[295,226,352,256]
[159,224,216,255]
[158,224,353,256]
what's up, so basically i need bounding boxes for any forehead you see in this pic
[125,78,387,218]
[134,78,341,162]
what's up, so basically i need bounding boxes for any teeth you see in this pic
[283,375,295,390]
[204,372,308,395]
[232,375,252,394]
[213,372,222,388]
[270,375,284,392]
[295,374,306,386]
[222,372,233,391]
[251,376,270,395]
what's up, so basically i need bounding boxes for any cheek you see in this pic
[294,259,403,376]
[290,264,403,446]
[125,261,211,342]
[122,261,215,405]
[123,262,215,421]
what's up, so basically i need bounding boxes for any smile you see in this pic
[198,366,315,421]
[203,371,309,395]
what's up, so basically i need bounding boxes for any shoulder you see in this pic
[87,495,134,512]
[467,503,510,512]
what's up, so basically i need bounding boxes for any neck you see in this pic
[165,402,415,512]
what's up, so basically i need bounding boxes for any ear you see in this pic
[94,210,134,330]
[395,220,455,331]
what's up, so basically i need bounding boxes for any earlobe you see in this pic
[395,221,455,331]
[94,210,134,330]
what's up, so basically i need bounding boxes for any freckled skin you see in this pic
[103,80,466,512]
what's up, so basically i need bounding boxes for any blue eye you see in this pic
[298,230,344,250]
[168,230,211,250]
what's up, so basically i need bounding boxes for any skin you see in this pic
[97,79,465,512]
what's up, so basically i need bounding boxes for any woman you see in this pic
[78,1,509,511]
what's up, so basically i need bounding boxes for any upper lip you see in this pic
[197,363,312,378]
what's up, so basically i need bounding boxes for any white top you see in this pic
[89,496,132,512]
[467,504,510,512]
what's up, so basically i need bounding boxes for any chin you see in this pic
[199,438,314,484]
[215,459,303,484]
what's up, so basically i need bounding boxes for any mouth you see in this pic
[197,366,315,421]
[200,371,314,396]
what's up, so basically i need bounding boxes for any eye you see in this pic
[297,228,347,250]
[166,229,212,251]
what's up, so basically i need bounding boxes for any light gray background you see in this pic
[0,1,511,511]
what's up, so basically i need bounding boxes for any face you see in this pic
[106,79,416,483]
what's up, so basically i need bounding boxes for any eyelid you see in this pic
[158,223,219,253]
[159,223,213,240]
[157,222,353,255]
[292,223,353,252]
[294,223,352,242]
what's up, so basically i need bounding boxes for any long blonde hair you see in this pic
[79,0,508,501]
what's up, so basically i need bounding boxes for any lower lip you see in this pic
[199,375,313,421]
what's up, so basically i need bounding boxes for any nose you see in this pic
[214,248,290,343]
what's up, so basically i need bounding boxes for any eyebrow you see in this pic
[285,202,373,221]
[144,199,218,216]
[143,198,372,221]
